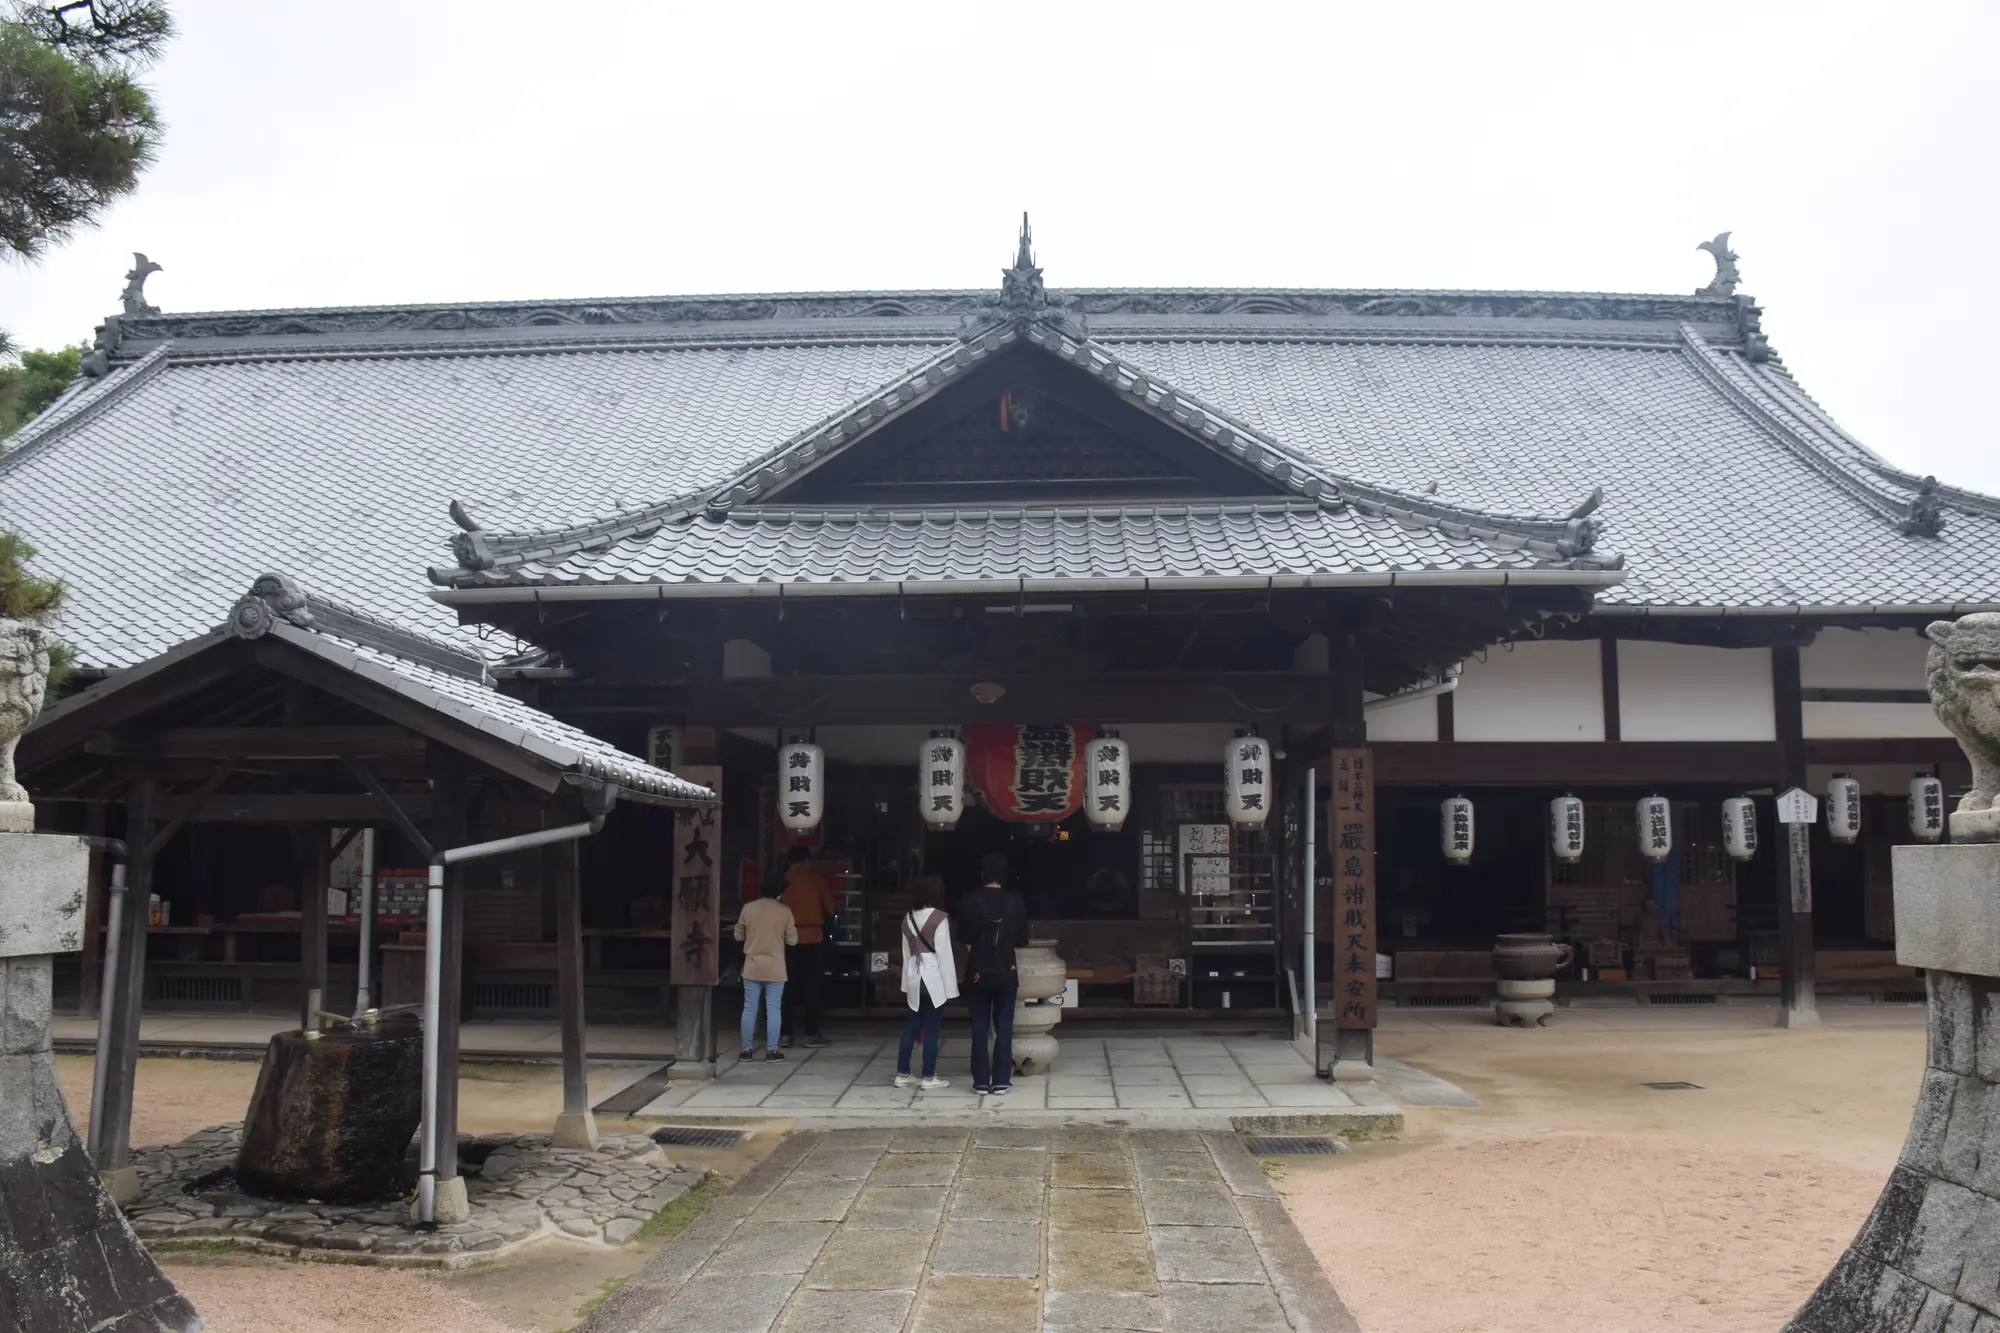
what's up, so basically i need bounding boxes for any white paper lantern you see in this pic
[1636,795,1673,862]
[778,740,824,833]
[1441,795,1474,865]
[1549,794,1584,863]
[1086,733,1131,832]
[1909,773,1945,842]
[1825,773,1861,844]
[919,732,965,830]
[1721,796,1758,861]
[1223,734,1271,830]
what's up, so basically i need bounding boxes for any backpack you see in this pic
[965,890,1019,990]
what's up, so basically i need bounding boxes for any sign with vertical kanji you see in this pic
[670,765,723,986]
[965,724,1093,822]
[1330,748,1377,1030]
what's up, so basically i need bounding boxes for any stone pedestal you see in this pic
[0,833,201,1331]
[1785,843,2000,1330]
[552,1110,601,1150]
[235,1022,424,1203]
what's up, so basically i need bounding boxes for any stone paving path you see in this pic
[643,1032,1463,1120]
[583,1125,1358,1333]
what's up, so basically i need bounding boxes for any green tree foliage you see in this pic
[0,527,71,690]
[0,340,83,435]
[1,0,173,259]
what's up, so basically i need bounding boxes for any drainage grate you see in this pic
[1403,995,1483,1009]
[155,976,241,1004]
[652,1126,753,1149]
[1642,1081,1703,1091]
[1240,1135,1347,1156]
[1880,990,1926,1004]
[1646,993,1717,1006]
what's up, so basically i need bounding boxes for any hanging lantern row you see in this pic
[1549,794,1584,863]
[1909,773,1945,842]
[777,739,824,834]
[1087,732,1131,832]
[1224,733,1271,831]
[1721,796,1758,861]
[1824,773,1861,844]
[1442,795,1474,865]
[920,732,966,831]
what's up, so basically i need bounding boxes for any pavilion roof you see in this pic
[24,575,716,808]
[5,224,1998,667]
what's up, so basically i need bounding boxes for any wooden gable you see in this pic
[770,345,1288,505]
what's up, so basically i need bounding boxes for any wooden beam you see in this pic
[1799,688,1931,705]
[142,759,239,861]
[86,725,426,758]
[152,793,440,824]
[1372,741,1788,787]
[99,781,157,1185]
[343,758,437,861]
[667,672,1336,727]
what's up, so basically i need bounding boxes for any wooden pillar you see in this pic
[1773,643,1820,1027]
[298,828,329,1030]
[549,836,598,1147]
[98,782,156,1202]
[1328,631,1376,1078]
[672,728,723,1068]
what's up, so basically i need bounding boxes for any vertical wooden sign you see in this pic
[670,765,723,987]
[1330,748,1377,1030]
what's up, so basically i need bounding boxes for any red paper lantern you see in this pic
[965,724,1095,822]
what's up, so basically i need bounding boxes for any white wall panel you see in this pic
[1366,694,1439,742]
[1803,702,1951,740]
[1618,641,1775,741]
[1800,628,1932,689]
[1453,639,1604,741]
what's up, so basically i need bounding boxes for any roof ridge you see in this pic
[0,345,170,475]
[1675,325,1945,537]
[227,573,489,681]
[716,497,1332,522]
[151,327,956,367]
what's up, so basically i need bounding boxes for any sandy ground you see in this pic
[52,1055,778,1332]
[1280,1018,1923,1333]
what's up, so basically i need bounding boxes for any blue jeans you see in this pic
[967,983,1017,1089]
[896,990,943,1078]
[741,978,784,1052]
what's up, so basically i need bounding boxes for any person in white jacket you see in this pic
[894,872,959,1090]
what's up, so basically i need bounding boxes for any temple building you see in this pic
[6,220,1995,1072]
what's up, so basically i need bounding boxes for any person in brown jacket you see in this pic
[734,873,796,1060]
[779,846,838,1048]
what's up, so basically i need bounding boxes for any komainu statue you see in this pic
[1925,613,2000,842]
[0,617,53,831]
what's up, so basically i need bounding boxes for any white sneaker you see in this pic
[919,1076,950,1091]
[893,1073,919,1088]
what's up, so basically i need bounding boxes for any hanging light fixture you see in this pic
[1549,794,1584,863]
[1441,795,1474,865]
[1224,731,1271,831]
[1636,794,1673,862]
[1085,730,1131,832]
[1825,773,1861,844]
[919,731,965,831]
[1908,772,1945,842]
[778,738,824,834]
[1721,796,1758,861]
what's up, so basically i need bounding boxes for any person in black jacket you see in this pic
[957,851,1030,1094]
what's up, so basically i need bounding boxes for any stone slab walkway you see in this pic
[640,1033,1462,1124]
[583,1125,1358,1333]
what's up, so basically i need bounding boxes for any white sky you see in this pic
[5,1,1997,489]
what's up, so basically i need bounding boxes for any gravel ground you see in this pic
[1281,1019,1922,1333]
[160,1255,526,1333]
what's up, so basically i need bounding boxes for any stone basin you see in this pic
[234,1021,423,1204]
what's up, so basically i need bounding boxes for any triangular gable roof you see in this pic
[23,574,716,808]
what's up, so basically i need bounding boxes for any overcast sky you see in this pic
[5,1,1996,490]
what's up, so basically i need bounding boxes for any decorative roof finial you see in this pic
[1000,212,1046,317]
[1695,231,1739,298]
[120,252,162,316]
[1901,476,1946,538]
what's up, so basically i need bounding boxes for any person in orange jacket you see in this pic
[779,846,838,1048]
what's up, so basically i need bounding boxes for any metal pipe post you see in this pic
[87,860,128,1165]
[353,827,377,1018]
[417,862,443,1224]
[1303,767,1316,1044]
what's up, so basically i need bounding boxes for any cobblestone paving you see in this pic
[584,1126,1359,1333]
[124,1125,699,1265]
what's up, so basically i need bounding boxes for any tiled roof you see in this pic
[29,575,717,808]
[447,499,1622,595]
[5,238,1998,667]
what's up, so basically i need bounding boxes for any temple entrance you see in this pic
[922,806,1140,921]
